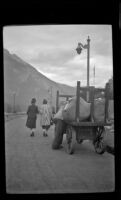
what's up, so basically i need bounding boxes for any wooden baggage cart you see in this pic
[55,81,112,154]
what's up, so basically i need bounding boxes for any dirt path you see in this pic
[5,115,115,193]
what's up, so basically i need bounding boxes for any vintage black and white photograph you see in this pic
[3,25,114,194]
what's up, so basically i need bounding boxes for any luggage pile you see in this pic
[54,96,114,122]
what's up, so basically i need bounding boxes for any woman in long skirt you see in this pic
[40,99,52,137]
[26,98,39,137]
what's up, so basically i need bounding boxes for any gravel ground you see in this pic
[5,115,115,193]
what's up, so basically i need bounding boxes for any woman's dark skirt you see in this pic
[26,116,37,129]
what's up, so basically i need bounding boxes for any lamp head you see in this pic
[76,43,82,54]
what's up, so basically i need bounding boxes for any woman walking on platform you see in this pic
[40,99,52,137]
[26,98,39,137]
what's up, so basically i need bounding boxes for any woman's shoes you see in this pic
[30,132,34,137]
[43,132,48,137]
[43,132,46,137]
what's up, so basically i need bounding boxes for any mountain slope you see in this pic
[4,49,76,112]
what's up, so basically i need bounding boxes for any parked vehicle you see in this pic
[52,81,112,155]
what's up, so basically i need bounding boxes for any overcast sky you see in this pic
[3,25,113,87]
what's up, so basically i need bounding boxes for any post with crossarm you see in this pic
[76,36,91,101]
[13,92,16,113]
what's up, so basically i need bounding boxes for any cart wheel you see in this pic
[66,126,76,154]
[94,126,106,154]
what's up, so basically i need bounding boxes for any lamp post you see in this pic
[76,36,91,101]
[87,36,90,88]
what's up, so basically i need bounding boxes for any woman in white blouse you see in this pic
[40,99,52,137]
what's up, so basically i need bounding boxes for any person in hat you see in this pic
[26,98,39,137]
[39,99,52,137]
